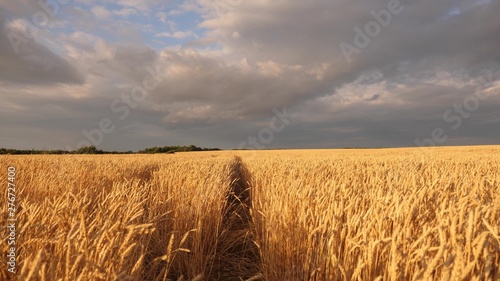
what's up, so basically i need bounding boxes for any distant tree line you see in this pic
[138,145,220,154]
[0,145,219,155]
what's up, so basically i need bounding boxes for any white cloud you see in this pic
[156,11,167,23]
[113,7,138,17]
[256,60,284,77]
[116,0,160,12]
[91,5,111,19]
[155,31,196,39]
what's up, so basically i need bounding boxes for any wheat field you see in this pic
[1,146,499,280]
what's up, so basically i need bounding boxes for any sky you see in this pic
[0,0,499,151]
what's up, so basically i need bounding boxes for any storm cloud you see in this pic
[0,0,499,150]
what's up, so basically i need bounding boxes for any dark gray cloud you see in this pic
[0,10,84,85]
[203,0,500,83]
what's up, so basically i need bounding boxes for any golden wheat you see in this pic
[1,154,234,280]
[240,146,500,280]
[1,146,499,280]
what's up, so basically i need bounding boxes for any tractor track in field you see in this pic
[144,156,263,281]
[210,156,262,280]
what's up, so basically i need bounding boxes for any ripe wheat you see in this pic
[1,146,499,280]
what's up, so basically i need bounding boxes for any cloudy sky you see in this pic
[1,0,499,151]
